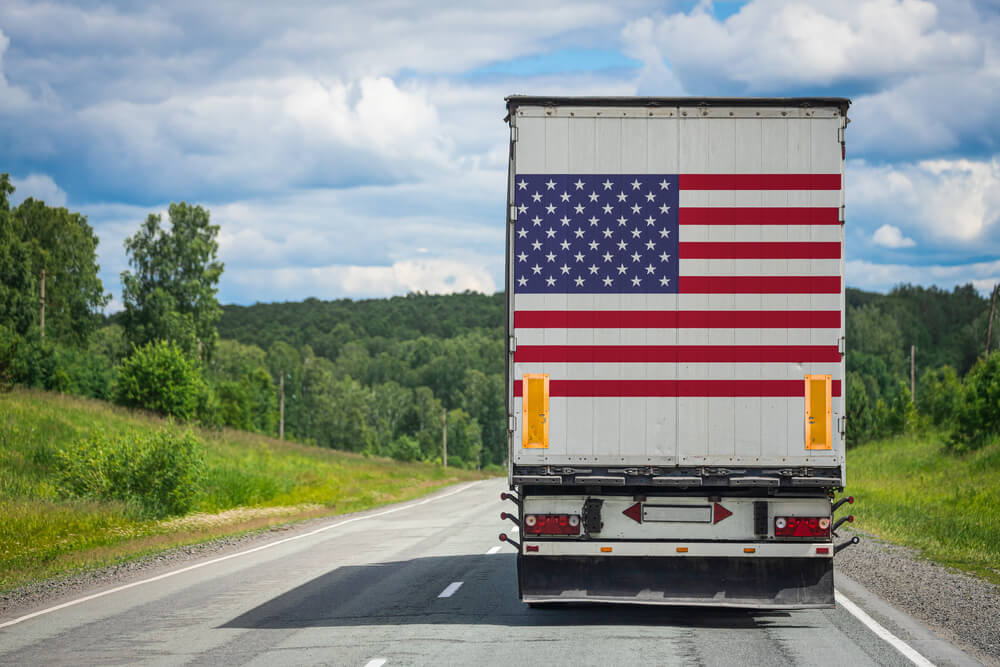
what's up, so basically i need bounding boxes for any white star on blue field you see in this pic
[1,0,998,307]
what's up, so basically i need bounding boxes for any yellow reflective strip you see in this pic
[522,374,549,449]
[805,374,832,450]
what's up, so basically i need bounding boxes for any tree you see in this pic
[0,177,109,344]
[121,203,223,360]
[461,369,506,465]
[445,408,482,469]
[14,199,110,343]
[950,352,1000,451]
[0,176,36,337]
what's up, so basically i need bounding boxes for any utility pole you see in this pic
[442,408,448,468]
[910,345,916,402]
[987,284,999,356]
[278,371,285,440]
[39,268,45,338]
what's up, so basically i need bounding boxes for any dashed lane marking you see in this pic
[486,546,501,555]
[0,482,484,630]
[835,590,934,667]
[363,659,387,667]
[438,582,464,598]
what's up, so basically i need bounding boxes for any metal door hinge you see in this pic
[509,204,517,222]
[838,336,845,356]
[508,415,516,432]
[837,126,845,143]
[510,126,518,142]
[838,416,846,437]
[839,205,845,224]
[509,336,517,353]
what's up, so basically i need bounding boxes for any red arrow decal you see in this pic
[713,503,732,524]
[623,502,642,524]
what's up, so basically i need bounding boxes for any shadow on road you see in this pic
[222,554,815,631]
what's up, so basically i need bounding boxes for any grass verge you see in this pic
[0,388,490,592]
[846,431,1000,585]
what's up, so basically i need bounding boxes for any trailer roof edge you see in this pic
[505,96,851,112]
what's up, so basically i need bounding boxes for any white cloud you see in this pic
[849,56,1000,156]
[847,257,1000,294]
[872,224,916,248]
[621,0,983,92]
[0,29,32,110]
[10,173,67,207]
[849,156,1000,245]
[85,166,507,305]
[230,259,497,301]
[70,74,452,200]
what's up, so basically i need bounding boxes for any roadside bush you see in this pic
[388,434,421,462]
[0,324,17,391]
[114,340,206,421]
[886,382,917,436]
[949,352,1000,452]
[917,365,962,427]
[55,428,204,518]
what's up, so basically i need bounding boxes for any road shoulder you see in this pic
[836,529,999,665]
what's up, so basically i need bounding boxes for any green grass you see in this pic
[847,431,1000,584]
[0,388,489,591]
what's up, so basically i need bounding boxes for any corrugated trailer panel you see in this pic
[507,100,846,475]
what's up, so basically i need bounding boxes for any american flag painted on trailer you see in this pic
[512,173,842,399]
[508,104,846,467]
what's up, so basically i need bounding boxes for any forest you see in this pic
[2,172,999,468]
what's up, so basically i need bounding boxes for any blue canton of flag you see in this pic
[513,174,679,294]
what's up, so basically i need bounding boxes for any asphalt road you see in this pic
[0,479,983,666]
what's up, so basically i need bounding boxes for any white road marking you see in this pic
[835,591,934,667]
[0,481,485,630]
[510,525,519,533]
[486,546,501,555]
[438,581,464,598]
[363,659,387,667]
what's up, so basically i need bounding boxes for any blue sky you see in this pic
[1,0,998,308]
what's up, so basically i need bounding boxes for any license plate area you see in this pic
[643,504,712,523]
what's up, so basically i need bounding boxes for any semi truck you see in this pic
[499,96,857,609]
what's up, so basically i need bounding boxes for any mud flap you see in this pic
[518,555,834,609]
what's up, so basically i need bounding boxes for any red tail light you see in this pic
[774,516,830,538]
[523,514,581,535]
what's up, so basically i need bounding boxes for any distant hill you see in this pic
[218,291,504,353]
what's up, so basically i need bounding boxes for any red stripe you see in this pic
[514,345,840,363]
[513,379,842,398]
[679,276,841,293]
[678,174,841,190]
[679,242,840,259]
[678,207,840,225]
[514,310,841,328]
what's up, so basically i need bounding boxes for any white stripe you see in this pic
[514,362,842,381]
[835,591,935,667]
[363,660,387,667]
[514,329,843,346]
[438,581,464,598]
[0,482,482,630]
[679,190,842,207]
[513,293,842,310]
[677,258,841,276]
[679,225,842,242]
[486,545,502,555]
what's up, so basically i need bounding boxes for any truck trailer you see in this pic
[499,96,857,609]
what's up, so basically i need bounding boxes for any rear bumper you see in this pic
[518,554,834,609]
